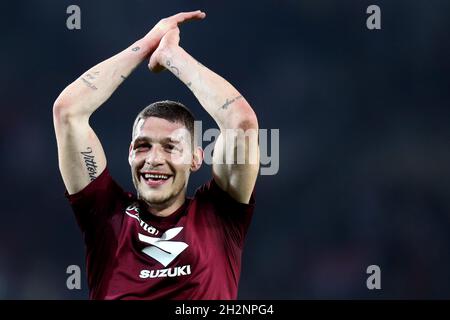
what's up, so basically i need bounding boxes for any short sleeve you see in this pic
[64,167,126,238]
[195,179,256,248]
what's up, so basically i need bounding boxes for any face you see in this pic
[129,117,202,207]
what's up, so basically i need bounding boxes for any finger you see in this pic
[175,10,205,19]
[174,10,206,24]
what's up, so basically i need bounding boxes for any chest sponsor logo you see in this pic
[138,227,188,267]
[125,204,159,235]
[139,265,191,279]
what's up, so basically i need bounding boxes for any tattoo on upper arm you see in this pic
[81,72,98,90]
[220,95,243,110]
[80,147,98,181]
[132,46,140,52]
[166,60,180,76]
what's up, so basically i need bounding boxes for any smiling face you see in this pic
[129,116,202,210]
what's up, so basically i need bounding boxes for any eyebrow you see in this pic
[133,136,181,145]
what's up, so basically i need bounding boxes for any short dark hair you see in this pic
[132,100,195,142]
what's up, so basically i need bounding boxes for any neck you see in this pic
[144,191,186,217]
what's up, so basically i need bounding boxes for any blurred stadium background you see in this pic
[1,0,450,299]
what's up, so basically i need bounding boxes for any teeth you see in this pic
[143,173,170,180]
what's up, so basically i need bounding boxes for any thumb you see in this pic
[162,27,180,45]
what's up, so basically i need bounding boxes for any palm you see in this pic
[148,28,180,73]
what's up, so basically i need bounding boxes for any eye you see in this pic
[135,143,151,152]
[164,144,176,152]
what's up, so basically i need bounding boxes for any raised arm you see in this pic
[53,11,206,194]
[149,26,259,204]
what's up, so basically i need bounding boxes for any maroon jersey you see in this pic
[65,167,255,299]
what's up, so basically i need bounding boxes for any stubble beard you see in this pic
[133,173,185,208]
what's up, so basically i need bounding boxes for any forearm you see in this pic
[54,38,153,120]
[162,47,258,130]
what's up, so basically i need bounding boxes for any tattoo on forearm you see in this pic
[81,72,98,90]
[220,95,243,110]
[81,77,98,90]
[132,46,140,52]
[166,60,180,76]
[80,147,98,181]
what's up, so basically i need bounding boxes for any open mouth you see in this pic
[140,172,173,187]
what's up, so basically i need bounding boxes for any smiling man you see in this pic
[53,10,259,299]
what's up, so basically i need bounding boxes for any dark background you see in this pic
[1,0,450,299]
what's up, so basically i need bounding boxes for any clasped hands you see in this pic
[141,10,206,73]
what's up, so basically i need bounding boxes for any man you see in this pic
[53,10,259,299]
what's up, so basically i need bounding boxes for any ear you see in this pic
[128,142,134,166]
[190,146,203,172]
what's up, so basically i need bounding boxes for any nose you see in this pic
[145,145,164,167]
